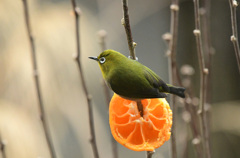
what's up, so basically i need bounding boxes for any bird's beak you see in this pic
[88,56,98,61]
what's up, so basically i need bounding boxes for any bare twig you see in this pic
[98,30,107,51]
[167,1,180,158]
[146,151,155,158]
[229,0,240,73]
[121,1,154,157]
[192,0,211,158]
[0,133,6,158]
[184,97,203,158]
[70,1,99,158]
[121,0,140,120]
[163,35,203,158]
[121,0,137,60]
[201,0,213,155]
[163,3,204,157]
[97,30,112,108]
[98,30,118,158]
[201,0,213,104]
[136,101,144,117]
[21,1,56,158]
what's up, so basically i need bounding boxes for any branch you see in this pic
[97,30,112,107]
[201,0,213,155]
[98,30,119,158]
[121,1,153,157]
[182,96,203,158]
[70,1,99,158]
[201,0,214,104]
[146,151,155,158]
[121,0,137,60]
[0,133,6,158]
[229,0,240,73]
[163,3,204,157]
[167,1,180,158]
[21,1,56,158]
[192,0,211,158]
[98,30,107,52]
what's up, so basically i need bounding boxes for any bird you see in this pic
[89,49,185,100]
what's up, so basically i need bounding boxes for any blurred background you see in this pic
[0,0,240,158]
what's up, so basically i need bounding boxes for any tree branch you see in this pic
[21,1,56,158]
[167,1,180,158]
[202,0,213,104]
[98,30,118,158]
[201,0,213,155]
[146,151,155,158]
[98,30,112,108]
[0,133,6,158]
[121,1,153,157]
[70,1,99,158]
[229,0,240,73]
[192,0,211,158]
[121,0,137,60]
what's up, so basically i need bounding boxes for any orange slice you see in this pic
[109,93,172,151]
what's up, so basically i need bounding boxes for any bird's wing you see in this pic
[143,66,170,92]
[107,66,165,99]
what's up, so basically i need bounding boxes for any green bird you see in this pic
[89,49,185,100]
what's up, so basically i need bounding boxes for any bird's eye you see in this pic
[99,57,106,64]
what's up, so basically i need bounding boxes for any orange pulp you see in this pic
[109,93,172,151]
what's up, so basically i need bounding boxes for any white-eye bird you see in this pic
[89,49,185,100]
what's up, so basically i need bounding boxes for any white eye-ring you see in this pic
[99,57,106,64]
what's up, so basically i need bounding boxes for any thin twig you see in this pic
[0,133,6,158]
[201,0,213,155]
[98,30,118,158]
[146,151,155,158]
[229,0,240,73]
[177,66,203,157]
[98,30,112,109]
[178,65,203,158]
[98,30,107,51]
[184,98,202,158]
[21,1,56,158]
[70,1,99,158]
[201,0,213,104]
[136,101,144,117]
[121,1,153,157]
[192,0,211,158]
[163,36,203,158]
[182,130,189,158]
[166,1,180,158]
[163,2,204,156]
[121,0,137,60]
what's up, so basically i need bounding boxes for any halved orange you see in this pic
[109,93,172,151]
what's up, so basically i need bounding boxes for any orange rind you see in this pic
[109,93,172,151]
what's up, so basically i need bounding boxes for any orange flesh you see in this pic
[109,94,172,151]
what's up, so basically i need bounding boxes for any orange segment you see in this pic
[109,94,172,151]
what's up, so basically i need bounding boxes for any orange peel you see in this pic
[109,93,172,151]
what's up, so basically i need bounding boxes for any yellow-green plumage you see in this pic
[89,49,185,100]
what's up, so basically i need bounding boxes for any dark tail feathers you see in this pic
[169,86,186,98]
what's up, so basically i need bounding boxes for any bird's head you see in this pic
[89,49,127,78]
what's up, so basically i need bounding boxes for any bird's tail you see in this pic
[167,85,186,98]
